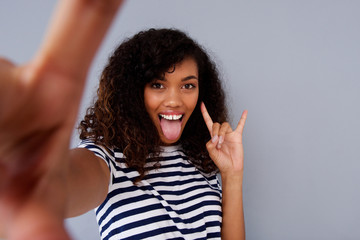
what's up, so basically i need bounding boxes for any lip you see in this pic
[159,110,185,115]
[158,110,185,122]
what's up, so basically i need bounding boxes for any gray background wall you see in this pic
[1,0,359,239]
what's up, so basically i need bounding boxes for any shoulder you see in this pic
[77,139,116,165]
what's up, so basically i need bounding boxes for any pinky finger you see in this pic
[235,110,248,135]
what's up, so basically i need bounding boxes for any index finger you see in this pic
[35,0,124,79]
[200,102,214,135]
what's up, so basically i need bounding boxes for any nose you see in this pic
[164,88,183,108]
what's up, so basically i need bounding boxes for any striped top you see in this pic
[78,140,222,240]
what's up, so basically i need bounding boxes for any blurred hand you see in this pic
[0,0,124,239]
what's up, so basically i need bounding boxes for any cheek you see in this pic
[183,92,199,116]
[189,90,199,110]
[144,90,161,119]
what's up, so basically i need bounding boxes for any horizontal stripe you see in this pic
[110,226,180,240]
[78,140,222,240]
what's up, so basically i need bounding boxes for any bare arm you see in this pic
[65,148,110,218]
[0,0,124,239]
[221,175,245,239]
[201,102,247,240]
[0,147,111,237]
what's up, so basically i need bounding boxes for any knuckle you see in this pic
[212,124,220,133]
[222,122,230,127]
[219,122,230,131]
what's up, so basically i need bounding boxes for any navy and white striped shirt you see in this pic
[79,140,222,240]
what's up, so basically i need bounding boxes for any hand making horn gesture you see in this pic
[201,102,247,239]
[0,0,124,239]
[201,102,248,177]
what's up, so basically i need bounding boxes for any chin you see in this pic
[160,136,181,145]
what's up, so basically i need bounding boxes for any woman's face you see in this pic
[144,57,199,145]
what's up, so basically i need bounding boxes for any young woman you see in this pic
[0,1,247,239]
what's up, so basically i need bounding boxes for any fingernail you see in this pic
[212,135,218,143]
[219,136,224,144]
[217,143,222,149]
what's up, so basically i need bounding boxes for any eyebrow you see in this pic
[182,75,198,81]
[156,75,198,82]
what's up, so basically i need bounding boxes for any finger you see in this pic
[0,57,15,86]
[35,0,125,79]
[200,102,214,135]
[0,58,16,115]
[235,110,248,135]
[211,122,220,143]
[0,58,15,69]
[217,122,231,148]
[206,140,219,163]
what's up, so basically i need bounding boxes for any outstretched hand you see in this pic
[0,0,124,239]
[201,102,248,177]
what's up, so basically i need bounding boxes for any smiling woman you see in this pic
[79,29,228,182]
[76,28,247,239]
[144,57,199,144]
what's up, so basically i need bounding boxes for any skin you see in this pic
[201,103,247,240]
[0,0,124,239]
[144,57,199,145]
[0,0,247,239]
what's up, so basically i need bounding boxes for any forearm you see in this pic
[221,174,245,240]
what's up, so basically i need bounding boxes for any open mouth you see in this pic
[158,114,184,121]
[158,113,184,141]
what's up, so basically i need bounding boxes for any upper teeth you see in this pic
[160,114,183,120]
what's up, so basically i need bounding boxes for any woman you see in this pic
[0,1,246,239]
[75,28,247,239]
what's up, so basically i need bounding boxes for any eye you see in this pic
[182,83,196,89]
[151,82,164,89]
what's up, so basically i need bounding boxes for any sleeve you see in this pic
[216,173,223,197]
[77,139,114,170]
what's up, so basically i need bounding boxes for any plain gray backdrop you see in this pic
[1,1,359,239]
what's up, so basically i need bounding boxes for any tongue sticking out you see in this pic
[160,118,182,140]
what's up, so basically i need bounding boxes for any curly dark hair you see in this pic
[79,28,227,181]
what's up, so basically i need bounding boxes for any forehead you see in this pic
[163,58,199,80]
